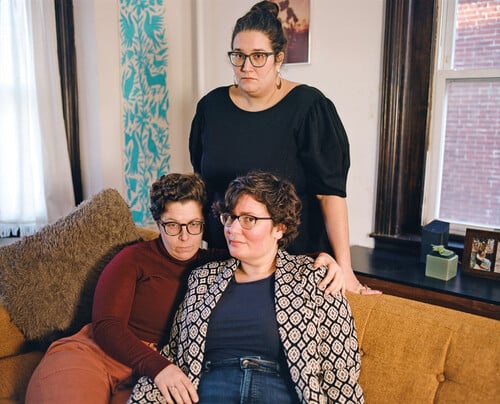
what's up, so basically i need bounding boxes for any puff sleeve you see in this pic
[296,94,350,197]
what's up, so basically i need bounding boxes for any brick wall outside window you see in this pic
[439,0,500,227]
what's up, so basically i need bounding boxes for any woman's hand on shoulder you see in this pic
[315,253,382,296]
[314,252,346,296]
[153,364,199,404]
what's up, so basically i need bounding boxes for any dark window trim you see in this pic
[371,0,440,253]
[54,0,83,204]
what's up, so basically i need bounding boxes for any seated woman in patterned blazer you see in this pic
[129,171,364,404]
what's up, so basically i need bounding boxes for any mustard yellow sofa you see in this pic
[0,189,499,403]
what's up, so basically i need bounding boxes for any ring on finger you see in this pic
[359,284,370,294]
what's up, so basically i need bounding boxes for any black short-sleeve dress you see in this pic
[189,84,350,254]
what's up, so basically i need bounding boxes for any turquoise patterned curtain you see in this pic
[119,0,170,226]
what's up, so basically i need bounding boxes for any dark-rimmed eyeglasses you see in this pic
[220,213,273,230]
[158,220,204,236]
[227,51,275,68]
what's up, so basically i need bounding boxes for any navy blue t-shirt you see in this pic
[204,274,281,362]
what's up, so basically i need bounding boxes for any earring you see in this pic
[233,75,239,88]
[276,71,282,90]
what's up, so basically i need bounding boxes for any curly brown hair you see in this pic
[213,171,301,249]
[149,173,206,221]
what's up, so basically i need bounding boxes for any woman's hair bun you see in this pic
[232,1,287,54]
[251,1,279,18]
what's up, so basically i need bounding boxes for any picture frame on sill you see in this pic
[462,228,500,281]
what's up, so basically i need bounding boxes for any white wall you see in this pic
[74,0,385,248]
[73,0,124,197]
[164,0,198,174]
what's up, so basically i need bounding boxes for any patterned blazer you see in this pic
[129,250,364,404]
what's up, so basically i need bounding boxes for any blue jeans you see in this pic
[198,356,300,404]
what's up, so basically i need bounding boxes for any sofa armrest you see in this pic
[0,304,43,403]
[0,305,27,359]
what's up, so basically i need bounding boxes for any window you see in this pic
[374,0,499,251]
[0,0,47,236]
[423,0,500,233]
[0,0,75,237]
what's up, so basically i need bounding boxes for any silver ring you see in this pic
[359,284,370,295]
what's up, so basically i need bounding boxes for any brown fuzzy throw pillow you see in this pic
[0,189,141,346]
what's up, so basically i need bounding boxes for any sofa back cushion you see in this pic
[0,189,141,346]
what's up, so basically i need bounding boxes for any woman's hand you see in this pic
[316,252,382,296]
[153,364,199,404]
[349,280,382,295]
[314,252,346,296]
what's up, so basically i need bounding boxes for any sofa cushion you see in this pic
[0,304,26,359]
[0,189,141,346]
[0,350,44,402]
[348,292,500,404]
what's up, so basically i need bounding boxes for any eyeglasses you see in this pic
[159,220,204,236]
[227,51,275,68]
[220,213,273,230]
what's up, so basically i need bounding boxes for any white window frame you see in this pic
[423,0,500,235]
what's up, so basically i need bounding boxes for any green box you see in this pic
[425,253,458,280]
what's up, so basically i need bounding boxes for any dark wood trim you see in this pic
[356,274,500,320]
[373,0,437,245]
[54,0,83,204]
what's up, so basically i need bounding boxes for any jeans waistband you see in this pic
[203,356,281,373]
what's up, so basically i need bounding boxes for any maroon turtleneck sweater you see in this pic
[92,238,224,380]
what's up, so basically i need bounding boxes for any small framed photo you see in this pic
[270,0,311,64]
[462,228,500,280]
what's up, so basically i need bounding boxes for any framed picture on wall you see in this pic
[462,228,500,280]
[270,0,311,64]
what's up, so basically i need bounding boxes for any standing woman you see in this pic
[189,1,379,295]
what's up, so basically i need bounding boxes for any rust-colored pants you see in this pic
[25,324,135,404]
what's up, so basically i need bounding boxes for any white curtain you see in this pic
[0,0,75,237]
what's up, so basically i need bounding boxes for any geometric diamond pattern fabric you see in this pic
[129,250,364,403]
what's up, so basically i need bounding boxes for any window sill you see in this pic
[351,245,500,319]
